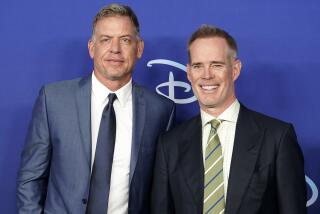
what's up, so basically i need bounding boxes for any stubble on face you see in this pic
[88,16,144,91]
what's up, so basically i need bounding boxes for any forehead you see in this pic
[94,15,136,36]
[189,37,230,62]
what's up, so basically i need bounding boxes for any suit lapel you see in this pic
[129,83,146,184]
[75,76,92,169]
[179,116,204,213]
[225,105,265,214]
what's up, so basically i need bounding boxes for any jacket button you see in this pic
[82,198,87,204]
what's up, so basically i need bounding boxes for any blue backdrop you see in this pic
[0,0,319,213]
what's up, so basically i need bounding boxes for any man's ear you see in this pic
[186,64,191,82]
[136,40,144,59]
[88,39,95,59]
[232,59,242,81]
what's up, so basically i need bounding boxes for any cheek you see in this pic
[221,72,233,83]
[95,45,108,55]
[125,50,136,61]
[188,72,199,83]
[92,50,100,60]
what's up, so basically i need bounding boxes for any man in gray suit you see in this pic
[17,3,175,214]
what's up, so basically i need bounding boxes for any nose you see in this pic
[110,38,120,53]
[203,65,213,79]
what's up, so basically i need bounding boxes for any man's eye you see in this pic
[211,64,224,69]
[192,65,202,69]
[100,38,110,43]
[121,38,131,44]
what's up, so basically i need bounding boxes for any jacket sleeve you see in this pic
[151,135,174,214]
[17,87,51,214]
[276,124,307,214]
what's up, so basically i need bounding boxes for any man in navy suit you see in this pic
[17,3,175,214]
[151,25,307,214]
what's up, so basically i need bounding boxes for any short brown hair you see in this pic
[188,24,238,61]
[92,3,140,38]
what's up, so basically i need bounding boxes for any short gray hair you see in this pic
[91,3,140,38]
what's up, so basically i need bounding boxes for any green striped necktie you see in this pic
[203,119,225,214]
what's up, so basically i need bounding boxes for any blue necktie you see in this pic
[86,93,117,214]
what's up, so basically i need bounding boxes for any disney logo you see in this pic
[306,175,318,207]
[147,59,197,104]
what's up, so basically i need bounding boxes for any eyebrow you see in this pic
[191,60,226,66]
[191,62,202,66]
[209,60,226,65]
[99,34,134,39]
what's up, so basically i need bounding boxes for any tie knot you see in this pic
[210,119,222,131]
[108,93,117,105]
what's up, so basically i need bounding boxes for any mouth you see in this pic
[200,84,219,92]
[105,58,124,65]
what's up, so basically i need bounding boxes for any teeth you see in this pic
[202,85,217,90]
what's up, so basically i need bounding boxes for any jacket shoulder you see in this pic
[241,105,294,135]
[160,115,201,142]
[43,77,86,93]
[134,83,175,108]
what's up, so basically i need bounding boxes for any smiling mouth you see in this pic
[200,84,219,91]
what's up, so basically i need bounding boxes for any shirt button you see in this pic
[82,198,87,204]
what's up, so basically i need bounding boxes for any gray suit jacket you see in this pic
[151,104,307,214]
[17,75,175,214]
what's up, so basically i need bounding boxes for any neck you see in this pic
[94,71,131,91]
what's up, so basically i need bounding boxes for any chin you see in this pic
[204,103,218,108]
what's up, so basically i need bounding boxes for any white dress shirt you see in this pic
[201,100,240,199]
[91,72,133,214]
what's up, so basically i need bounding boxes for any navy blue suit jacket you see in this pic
[151,105,307,214]
[17,75,175,214]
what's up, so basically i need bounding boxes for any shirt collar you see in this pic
[91,72,132,107]
[201,99,240,128]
